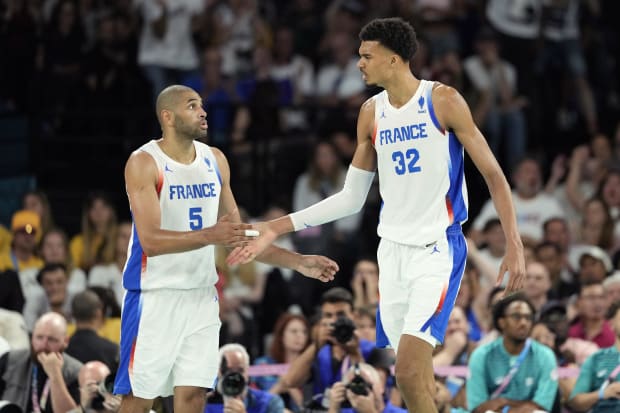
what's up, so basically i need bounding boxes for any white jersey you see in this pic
[373,80,468,246]
[123,140,221,291]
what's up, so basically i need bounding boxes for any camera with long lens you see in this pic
[330,316,356,344]
[90,373,116,410]
[218,356,246,397]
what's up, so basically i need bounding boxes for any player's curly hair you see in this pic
[359,17,418,61]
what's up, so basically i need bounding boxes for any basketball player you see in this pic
[227,18,526,412]
[113,85,338,413]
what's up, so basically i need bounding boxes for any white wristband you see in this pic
[245,229,259,237]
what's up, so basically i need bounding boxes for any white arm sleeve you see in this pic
[289,165,375,231]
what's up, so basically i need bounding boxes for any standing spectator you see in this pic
[66,290,119,370]
[463,26,527,173]
[0,312,82,413]
[567,300,620,413]
[467,293,558,413]
[69,191,118,272]
[134,0,205,102]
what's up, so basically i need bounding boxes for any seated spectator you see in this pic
[522,260,552,315]
[206,343,284,413]
[252,312,310,411]
[88,221,132,306]
[69,191,118,272]
[67,286,123,345]
[603,272,620,304]
[572,247,612,285]
[454,265,484,342]
[67,361,121,413]
[351,258,379,310]
[433,306,476,368]
[65,290,119,370]
[466,218,505,288]
[466,293,558,413]
[535,241,577,301]
[20,228,88,300]
[270,288,375,406]
[354,306,377,343]
[0,308,29,352]
[326,362,406,413]
[23,263,74,331]
[0,312,82,412]
[569,281,615,348]
[0,210,43,272]
[567,300,620,413]
[22,189,55,241]
[0,269,24,313]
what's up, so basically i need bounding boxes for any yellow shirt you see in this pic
[66,317,122,344]
[0,249,43,272]
[0,225,11,254]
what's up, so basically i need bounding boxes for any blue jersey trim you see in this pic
[123,223,144,291]
[426,85,445,134]
[447,132,468,224]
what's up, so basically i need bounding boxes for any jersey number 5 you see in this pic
[189,207,203,230]
[392,149,421,175]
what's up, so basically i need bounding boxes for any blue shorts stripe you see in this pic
[114,290,143,395]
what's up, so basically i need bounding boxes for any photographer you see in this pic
[206,344,284,413]
[270,288,376,405]
[67,361,120,413]
[327,363,405,413]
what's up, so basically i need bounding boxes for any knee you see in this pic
[177,388,207,406]
[394,366,435,396]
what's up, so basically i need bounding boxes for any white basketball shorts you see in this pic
[375,224,467,350]
[114,286,221,398]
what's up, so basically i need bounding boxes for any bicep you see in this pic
[351,99,377,172]
[125,153,162,237]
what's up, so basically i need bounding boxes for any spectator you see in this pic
[567,299,620,412]
[134,0,205,102]
[65,290,119,370]
[470,157,565,245]
[569,281,615,348]
[463,26,527,173]
[535,241,578,301]
[574,247,612,285]
[466,293,558,413]
[253,312,309,411]
[0,210,43,272]
[354,306,377,344]
[454,266,484,342]
[603,272,620,304]
[206,343,285,413]
[69,191,118,272]
[0,312,82,412]
[23,263,73,331]
[67,361,121,413]
[466,218,505,288]
[350,257,379,310]
[522,260,552,315]
[432,306,475,368]
[88,221,132,306]
[22,189,55,242]
[270,287,376,406]
[326,362,406,413]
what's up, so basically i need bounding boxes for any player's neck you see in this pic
[383,72,420,109]
[158,135,197,165]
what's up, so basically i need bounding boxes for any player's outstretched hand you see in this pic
[226,221,277,265]
[211,211,256,248]
[498,243,526,295]
[297,255,339,283]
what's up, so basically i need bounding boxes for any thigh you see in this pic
[173,288,221,389]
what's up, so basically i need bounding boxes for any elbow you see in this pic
[140,240,161,257]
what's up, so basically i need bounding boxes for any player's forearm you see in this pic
[139,227,222,256]
[567,391,599,412]
[256,244,301,269]
[484,171,521,246]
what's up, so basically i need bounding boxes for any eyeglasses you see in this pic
[505,313,535,322]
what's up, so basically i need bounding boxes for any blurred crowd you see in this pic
[2,0,620,412]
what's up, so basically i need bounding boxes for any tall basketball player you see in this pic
[227,18,526,412]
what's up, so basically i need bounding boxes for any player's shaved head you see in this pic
[156,85,196,123]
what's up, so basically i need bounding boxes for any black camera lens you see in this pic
[331,316,356,344]
[221,371,246,397]
[346,374,370,396]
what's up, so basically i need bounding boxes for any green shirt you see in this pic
[570,346,620,413]
[467,338,558,412]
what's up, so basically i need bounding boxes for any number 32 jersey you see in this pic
[123,140,222,291]
[373,80,468,246]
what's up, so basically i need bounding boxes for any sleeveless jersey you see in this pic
[372,80,468,246]
[123,140,222,291]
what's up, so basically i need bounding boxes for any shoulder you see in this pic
[430,82,464,109]
[531,340,557,361]
[62,353,84,377]
[359,96,376,116]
